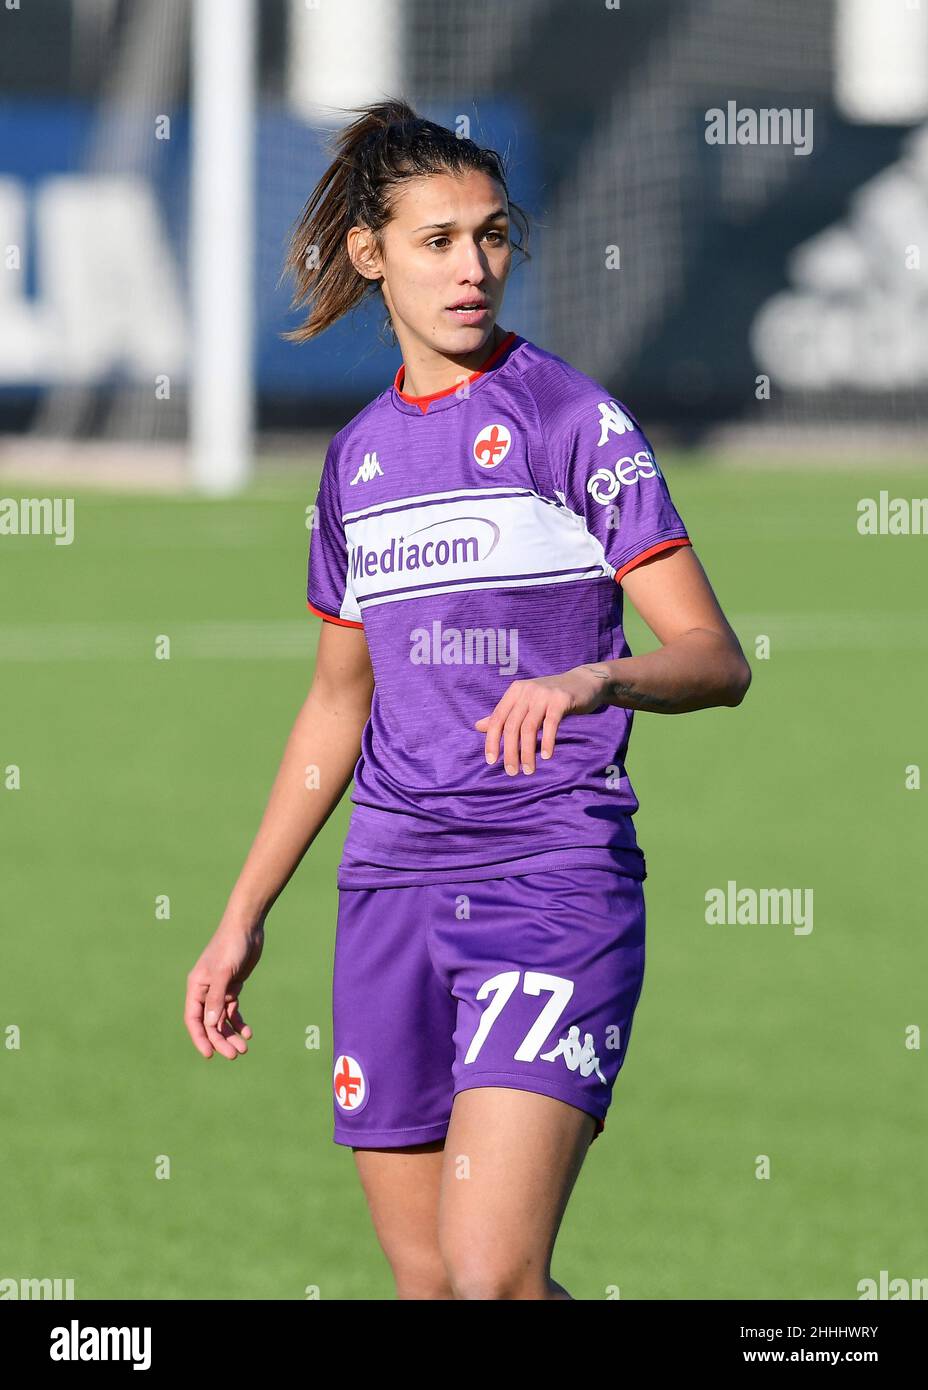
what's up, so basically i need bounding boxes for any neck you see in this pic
[399,323,506,398]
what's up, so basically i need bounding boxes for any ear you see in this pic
[347,225,383,281]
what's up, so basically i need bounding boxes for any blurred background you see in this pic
[1,0,926,1302]
[1,0,927,483]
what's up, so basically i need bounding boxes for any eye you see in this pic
[426,229,508,251]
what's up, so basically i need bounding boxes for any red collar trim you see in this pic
[393,331,518,413]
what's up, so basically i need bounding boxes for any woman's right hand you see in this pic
[184,913,265,1060]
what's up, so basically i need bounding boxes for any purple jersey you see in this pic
[306,330,691,889]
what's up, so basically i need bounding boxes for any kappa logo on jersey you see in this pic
[473,423,512,469]
[333,1053,370,1113]
[587,450,663,506]
[540,1025,607,1083]
[349,451,384,486]
[596,400,637,444]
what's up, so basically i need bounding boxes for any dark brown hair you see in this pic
[279,97,530,345]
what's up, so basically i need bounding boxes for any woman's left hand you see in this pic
[474,665,611,775]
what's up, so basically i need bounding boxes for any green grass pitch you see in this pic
[1,454,925,1299]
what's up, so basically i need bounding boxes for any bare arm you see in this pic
[226,620,374,921]
[184,621,373,1059]
[475,545,751,775]
[582,544,751,713]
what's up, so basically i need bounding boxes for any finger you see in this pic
[184,980,215,1059]
[540,705,565,760]
[206,1017,240,1059]
[228,1002,252,1039]
[217,1012,249,1055]
[501,702,529,775]
[204,986,240,1060]
[220,998,250,1052]
[481,691,517,764]
[519,708,544,774]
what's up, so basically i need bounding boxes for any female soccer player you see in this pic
[184,99,751,1300]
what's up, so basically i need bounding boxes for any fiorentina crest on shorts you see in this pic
[333,1053,370,1114]
[473,423,512,469]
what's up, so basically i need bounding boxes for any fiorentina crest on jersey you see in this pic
[333,1053,370,1113]
[473,423,512,468]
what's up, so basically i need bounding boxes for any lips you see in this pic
[448,299,488,310]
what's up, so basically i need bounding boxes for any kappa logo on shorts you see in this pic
[473,423,512,469]
[333,1053,370,1114]
[540,1026,607,1084]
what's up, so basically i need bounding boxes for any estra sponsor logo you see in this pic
[586,450,662,506]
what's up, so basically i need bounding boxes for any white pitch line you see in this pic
[0,613,925,662]
[0,620,319,662]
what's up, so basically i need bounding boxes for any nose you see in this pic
[456,237,489,284]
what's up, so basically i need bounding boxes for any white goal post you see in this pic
[189,0,257,494]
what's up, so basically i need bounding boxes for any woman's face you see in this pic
[352,169,513,356]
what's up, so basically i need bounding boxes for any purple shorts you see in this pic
[330,867,647,1148]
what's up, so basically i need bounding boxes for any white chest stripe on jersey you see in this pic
[340,486,615,613]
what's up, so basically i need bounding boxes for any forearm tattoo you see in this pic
[585,664,678,713]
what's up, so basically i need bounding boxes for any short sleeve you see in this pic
[552,395,692,585]
[306,442,363,627]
